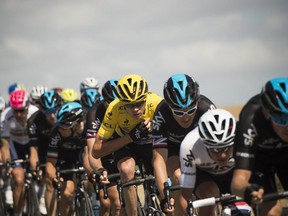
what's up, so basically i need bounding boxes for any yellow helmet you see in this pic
[61,88,78,103]
[117,74,148,103]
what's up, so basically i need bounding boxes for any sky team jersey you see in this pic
[234,94,288,171]
[98,92,163,144]
[1,105,38,145]
[152,95,216,151]
[180,128,234,188]
[85,100,107,139]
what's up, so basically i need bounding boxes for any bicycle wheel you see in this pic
[0,188,7,216]
[26,183,41,216]
[81,191,94,216]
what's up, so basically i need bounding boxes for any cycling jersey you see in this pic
[1,105,38,144]
[234,94,288,170]
[152,95,215,155]
[98,92,163,145]
[27,110,54,164]
[180,127,234,189]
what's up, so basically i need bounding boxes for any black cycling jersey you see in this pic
[85,100,106,139]
[27,110,54,164]
[234,94,288,170]
[152,95,216,156]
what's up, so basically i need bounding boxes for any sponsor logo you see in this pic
[183,149,195,167]
[153,112,165,131]
[243,123,257,146]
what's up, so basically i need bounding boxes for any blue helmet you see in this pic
[56,102,84,128]
[261,77,288,116]
[101,79,118,103]
[39,90,63,111]
[80,89,102,109]
[163,74,200,109]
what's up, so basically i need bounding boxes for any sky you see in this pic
[0,0,287,106]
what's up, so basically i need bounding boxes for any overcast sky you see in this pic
[0,0,287,106]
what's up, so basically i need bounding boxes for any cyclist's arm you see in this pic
[87,136,103,171]
[29,145,39,171]
[231,169,252,198]
[92,134,132,159]
[0,138,10,162]
[179,187,194,214]
[153,148,169,199]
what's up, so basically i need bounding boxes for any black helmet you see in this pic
[261,77,288,116]
[101,79,118,103]
[163,73,199,109]
[80,89,102,109]
[56,102,84,128]
[39,90,63,111]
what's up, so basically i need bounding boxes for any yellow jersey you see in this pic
[98,92,163,144]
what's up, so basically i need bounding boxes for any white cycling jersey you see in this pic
[180,127,235,189]
[1,105,38,145]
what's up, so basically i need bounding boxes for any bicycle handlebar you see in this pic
[263,191,288,202]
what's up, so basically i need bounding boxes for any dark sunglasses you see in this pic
[124,101,145,109]
[171,106,197,117]
[271,115,288,127]
[208,146,232,153]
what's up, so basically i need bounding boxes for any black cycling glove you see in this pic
[244,183,262,205]
[95,168,107,183]
[129,121,149,141]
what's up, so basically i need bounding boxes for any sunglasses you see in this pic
[271,115,288,127]
[124,101,145,109]
[171,106,197,117]
[208,146,232,153]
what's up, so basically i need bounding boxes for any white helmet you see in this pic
[0,96,6,112]
[198,109,236,148]
[30,85,48,103]
[80,77,100,92]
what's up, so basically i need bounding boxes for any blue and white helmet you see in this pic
[163,74,199,109]
[56,102,84,128]
[80,89,102,109]
[261,77,288,116]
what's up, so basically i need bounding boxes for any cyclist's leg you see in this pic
[60,180,75,216]
[114,146,137,216]
[11,167,25,214]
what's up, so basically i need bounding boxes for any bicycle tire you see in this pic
[26,183,41,216]
[82,190,94,216]
[0,189,7,216]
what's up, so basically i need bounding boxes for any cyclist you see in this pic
[152,73,216,214]
[179,109,251,215]
[46,101,86,216]
[61,88,79,103]
[29,85,48,107]
[86,79,124,216]
[1,89,38,215]
[92,74,163,216]
[27,90,63,215]
[231,77,288,216]
[80,77,100,94]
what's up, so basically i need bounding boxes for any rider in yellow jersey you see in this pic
[92,74,163,216]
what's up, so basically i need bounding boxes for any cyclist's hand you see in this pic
[160,198,175,215]
[128,118,150,141]
[88,170,96,183]
[96,168,109,184]
[244,183,264,205]
[52,177,63,190]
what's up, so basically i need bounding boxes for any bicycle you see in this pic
[8,157,41,216]
[55,163,94,216]
[0,162,8,216]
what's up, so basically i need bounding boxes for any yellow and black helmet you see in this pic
[117,74,148,103]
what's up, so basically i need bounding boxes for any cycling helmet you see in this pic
[101,79,118,103]
[198,109,236,148]
[261,77,288,116]
[80,89,102,109]
[80,77,100,92]
[56,102,84,128]
[117,74,148,103]
[39,90,63,111]
[52,87,63,95]
[9,89,29,109]
[8,83,26,95]
[61,88,78,103]
[164,74,200,109]
[0,96,6,112]
[30,85,48,104]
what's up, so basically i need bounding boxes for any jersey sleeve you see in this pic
[180,129,198,188]
[47,128,60,159]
